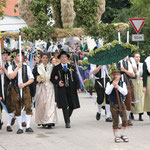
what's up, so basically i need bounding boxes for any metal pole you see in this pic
[137,41,140,50]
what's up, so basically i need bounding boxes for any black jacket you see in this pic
[50,63,80,109]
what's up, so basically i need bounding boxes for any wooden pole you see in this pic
[115,88,122,111]
[19,30,23,98]
[0,38,4,50]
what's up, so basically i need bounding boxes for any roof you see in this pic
[2,0,19,17]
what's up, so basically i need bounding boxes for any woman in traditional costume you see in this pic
[34,53,57,128]
[131,53,144,121]
[143,55,150,118]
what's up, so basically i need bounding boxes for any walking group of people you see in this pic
[93,52,150,143]
[0,49,81,134]
[0,47,150,143]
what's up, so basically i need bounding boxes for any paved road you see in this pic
[0,93,150,150]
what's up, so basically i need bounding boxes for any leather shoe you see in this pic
[17,129,23,134]
[6,126,13,132]
[139,118,144,121]
[66,123,71,128]
[106,117,112,122]
[25,127,34,133]
[96,112,101,121]
[47,123,55,128]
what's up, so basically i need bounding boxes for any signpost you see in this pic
[132,34,144,42]
[129,18,146,47]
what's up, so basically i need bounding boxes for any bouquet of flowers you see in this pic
[37,75,46,83]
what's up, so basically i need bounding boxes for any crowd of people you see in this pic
[0,41,150,143]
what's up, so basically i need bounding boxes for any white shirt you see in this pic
[61,63,68,68]
[130,57,137,68]
[8,62,34,87]
[120,59,135,81]
[1,62,8,99]
[120,59,134,74]
[105,81,128,96]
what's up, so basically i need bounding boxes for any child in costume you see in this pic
[105,66,129,143]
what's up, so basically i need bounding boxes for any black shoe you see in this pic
[96,112,101,121]
[25,127,34,133]
[17,129,23,134]
[6,126,13,132]
[66,123,71,128]
[47,123,55,128]
[139,118,144,121]
[42,124,47,128]
[0,121,3,130]
[106,117,112,122]
[51,123,55,127]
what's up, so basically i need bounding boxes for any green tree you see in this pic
[102,0,131,23]
[0,0,6,17]
[130,0,150,59]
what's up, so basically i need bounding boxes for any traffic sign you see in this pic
[129,18,146,34]
[132,34,144,42]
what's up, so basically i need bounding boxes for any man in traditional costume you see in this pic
[119,57,135,126]
[143,55,150,117]
[93,65,112,122]
[51,51,81,128]
[7,49,34,134]
[105,67,129,143]
[130,53,144,121]
[0,48,11,129]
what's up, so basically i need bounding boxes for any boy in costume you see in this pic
[105,65,129,143]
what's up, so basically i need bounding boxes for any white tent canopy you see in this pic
[0,15,27,31]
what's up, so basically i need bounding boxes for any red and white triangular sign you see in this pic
[129,18,146,34]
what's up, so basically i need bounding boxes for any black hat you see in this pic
[57,51,70,59]
[2,48,11,55]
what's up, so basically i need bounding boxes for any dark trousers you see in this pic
[62,87,74,124]
[95,78,110,105]
[62,108,73,124]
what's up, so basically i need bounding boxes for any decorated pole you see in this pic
[19,30,23,98]
[115,89,122,112]
[29,41,35,71]
[118,31,121,44]
[127,30,129,44]
[0,40,5,100]
[0,41,2,66]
